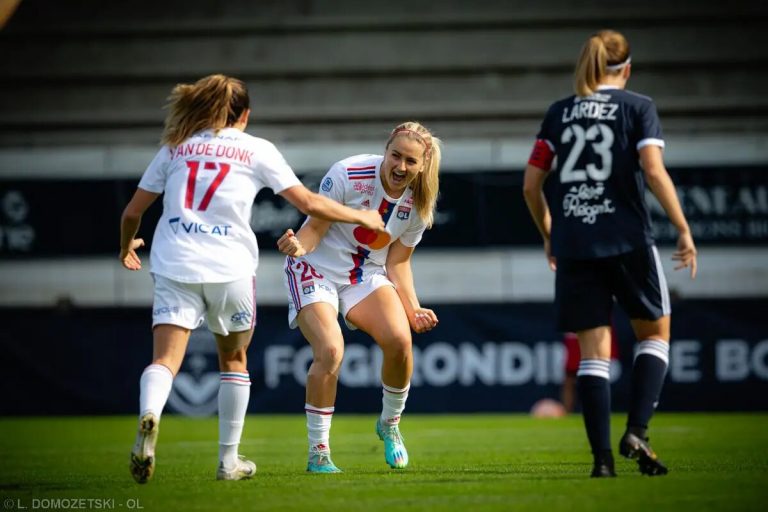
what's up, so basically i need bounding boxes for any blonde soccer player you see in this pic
[523,30,697,477]
[278,122,441,472]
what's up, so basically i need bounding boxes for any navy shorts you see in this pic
[555,245,671,332]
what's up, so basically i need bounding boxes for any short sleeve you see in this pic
[256,141,302,193]
[137,147,173,193]
[317,162,347,204]
[636,100,665,150]
[398,212,427,247]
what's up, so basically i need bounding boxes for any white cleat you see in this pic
[130,412,159,484]
[217,455,257,481]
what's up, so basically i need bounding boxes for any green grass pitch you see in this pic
[1,413,766,511]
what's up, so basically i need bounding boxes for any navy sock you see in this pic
[577,359,612,455]
[627,340,669,432]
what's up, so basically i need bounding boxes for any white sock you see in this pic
[305,403,334,452]
[139,364,174,419]
[218,372,251,469]
[381,382,410,426]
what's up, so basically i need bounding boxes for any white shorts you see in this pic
[151,274,256,335]
[283,258,393,330]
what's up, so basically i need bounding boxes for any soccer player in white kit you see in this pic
[278,121,441,472]
[119,74,385,483]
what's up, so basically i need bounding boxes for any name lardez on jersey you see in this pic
[534,87,664,259]
[299,154,427,284]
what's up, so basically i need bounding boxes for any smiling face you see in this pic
[380,135,426,198]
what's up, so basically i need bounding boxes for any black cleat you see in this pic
[619,432,669,476]
[591,462,617,478]
[590,451,616,478]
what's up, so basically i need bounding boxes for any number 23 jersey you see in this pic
[535,85,664,259]
[301,154,427,284]
[138,128,301,283]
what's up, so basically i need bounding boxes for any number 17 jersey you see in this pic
[138,128,301,283]
[535,85,664,259]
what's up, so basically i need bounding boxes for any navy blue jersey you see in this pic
[535,86,664,259]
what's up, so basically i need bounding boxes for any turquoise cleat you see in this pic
[306,446,342,473]
[376,420,409,469]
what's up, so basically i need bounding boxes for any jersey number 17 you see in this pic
[184,160,231,211]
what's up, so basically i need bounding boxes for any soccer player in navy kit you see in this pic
[523,30,697,477]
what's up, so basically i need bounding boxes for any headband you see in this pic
[390,127,432,151]
[606,56,631,71]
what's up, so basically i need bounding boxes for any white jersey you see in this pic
[138,128,301,283]
[299,154,427,284]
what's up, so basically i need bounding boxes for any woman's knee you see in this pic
[379,331,412,361]
[314,344,344,372]
[631,316,670,341]
[218,347,248,372]
[151,324,191,374]
[216,329,253,353]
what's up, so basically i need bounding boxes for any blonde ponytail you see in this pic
[574,30,630,97]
